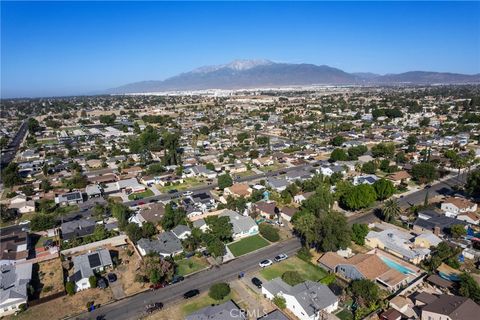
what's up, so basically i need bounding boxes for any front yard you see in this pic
[175,256,210,276]
[227,234,270,257]
[259,256,327,282]
[156,177,205,193]
[128,189,154,200]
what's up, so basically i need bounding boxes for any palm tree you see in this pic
[382,199,402,223]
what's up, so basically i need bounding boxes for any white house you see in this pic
[219,209,258,240]
[440,197,477,218]
[0,263,32,316]
[262,278,338,320]
[8,195,35,214]
[69,249,113,291]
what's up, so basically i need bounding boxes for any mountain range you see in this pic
[108,59,480,93]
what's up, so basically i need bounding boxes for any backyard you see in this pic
[176,256,210,276]
[259,256,328,282]
[227,234,270,257]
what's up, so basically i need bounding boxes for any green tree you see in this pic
[351,223,369,245]
[273,295,286,309]
[329,148,348,162]
[459,273,480,303]
[411,163,438,184]
[259,223,280,242]
[110,203,131,230]
[125,223,143,242]
[361,161,377,174]
[350,279,379,307]
[315,211,351,251]
[65,281,75,295]
[205,216,233,242]
[330,135,345,146]
[161,204,187,231]
[293,211,317,247]
[373,178,395,200]
[341,184,377,211]
[466,170,480,198]
[88,276,97,288]
[282,271,304,286]
[1,162,22,187]
[30,214,56,231]
[218,173,233,190]
[371,142,395,158]
[382,199,402,223]
[450,224,467,238]
[209,283,231,300]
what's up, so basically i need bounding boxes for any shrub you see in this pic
[259,223,280,242]
[18,303,27,312]
[209,282,231,300]
[89,275,97,288]
[65,281,75,295]
[272,295,286,309]
[297,247,312,262]
[282,271,304,286]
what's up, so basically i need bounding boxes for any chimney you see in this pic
[433,226,440,236]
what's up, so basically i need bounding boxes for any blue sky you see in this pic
[1,1,479,98]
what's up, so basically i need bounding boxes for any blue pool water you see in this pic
[380,256,415,275]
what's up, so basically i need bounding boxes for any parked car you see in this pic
[259,259,273,268]
[168,189,178,194]
[150,283,165,290]
[183,191,193,196]
[107,273,117,283]
[251,277,263,288]
[138,201,145,205]
[183,289,200,299]
[170,275,185,284]
[146,302,163,313]
[274,253,288,262]
[97,278,108,289]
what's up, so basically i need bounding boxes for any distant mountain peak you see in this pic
[192,59,274,73]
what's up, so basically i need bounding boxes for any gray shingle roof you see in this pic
[0,263,32,309]
[70,249,113,283]
[185,300,244,320]
[137,231,183,256]
[219,210,257,235]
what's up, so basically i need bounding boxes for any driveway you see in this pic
[110,280,126,300]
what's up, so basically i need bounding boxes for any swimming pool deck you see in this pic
[367,248,422,277]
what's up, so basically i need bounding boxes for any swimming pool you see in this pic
[380,256,415,275]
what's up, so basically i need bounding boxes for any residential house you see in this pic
[0,263,32,316]
[387,171,412,186]
[171,225,191,240]
[414,210,468,235]
[129,203,165,227]
[252,156,273,167]
[353,174,379,186]
[192,219,209,232]
[318,252,409,292]
[262,278,338,320]
[8,195,35,214]
[280,207,298,222]
[85,184,102,198]
[440,197,478,218]
[69,249,113,291]
[253,201,278,219]
[185,165,217,179]
[136,231,183,257]
[224,183,252,199]
[457,212,480,225]
[185,300,245,320]
[0,230,29,265]
[267,178,289,192]
[294,192,315,204]
[219,209,258,240]
[421,294,480,320]
[61,219,96,241]
[55,191,84,205]
[116,178,146,194]
[258,310,290,320]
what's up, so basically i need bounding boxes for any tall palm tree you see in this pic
[382,199,402,223]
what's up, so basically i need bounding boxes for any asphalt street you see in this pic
[0,120,27,170]
[76,238,302,320]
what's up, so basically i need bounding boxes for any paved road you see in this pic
[0,120,27,170]
[75,238,302,320]
[348,171,471,225]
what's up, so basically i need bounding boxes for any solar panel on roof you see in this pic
[88,253,101,268]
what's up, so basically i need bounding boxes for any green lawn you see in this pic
[236,170,257,177]
[228,234,270,257]
[157,177,204,193]
[259,163,286,172]
[336,309,353,320]
[260,256,327,282]
[182,293,232,316]
[176,257,210,276]
[128,189,154,200]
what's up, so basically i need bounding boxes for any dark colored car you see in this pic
[183,289,200,299]
[138,201,145,205]
[251,277,263,288]
[107,273,117,283]
[146,302,163,313]
[168,189,178,194]
[170,275,185,284]
[97,278,108,289]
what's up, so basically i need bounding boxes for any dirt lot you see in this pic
[114,244,148,296]
[12,288,114,320]
[35,258,64,298]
